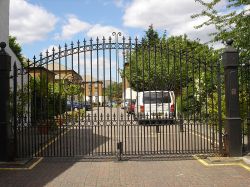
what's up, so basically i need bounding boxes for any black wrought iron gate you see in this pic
[12,33,224,158]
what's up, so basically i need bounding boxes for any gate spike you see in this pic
[46,49,49,56]
[128,36,131,42]
[33,55,36,63]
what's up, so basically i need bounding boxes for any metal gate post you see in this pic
[222,39,242,156]
[0,42,14,161]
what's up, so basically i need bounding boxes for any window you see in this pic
[143,92,171,104]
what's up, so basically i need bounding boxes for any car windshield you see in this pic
[143,92,171,104]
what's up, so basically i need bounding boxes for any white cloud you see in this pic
[86,24,125,39]
[55,15,126,41]
[54,15,91,40]
[123,0,226,44]
[41,45,59,56]
[113,0,124,7]
[10,0,57,44]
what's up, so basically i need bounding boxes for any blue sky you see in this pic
[9,0,246,60]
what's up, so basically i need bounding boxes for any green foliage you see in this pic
[192,0,250,123]
[124,26,218,94]
[124,26,223,122]
[9,36,26,66]
[105,82,123,101]
[30,76,67,122]
[65,109,85,122]
[192,0,250,62]
[9,85,29,118]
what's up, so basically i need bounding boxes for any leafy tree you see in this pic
[192,0,250,62]
[9,36,26,66]
[105,82,123,101]
[192,0,250,126]
[30,75,67,123]
[124,26,221,121]
[124,26,218,94]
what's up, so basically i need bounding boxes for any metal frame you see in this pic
[11,35,247,159]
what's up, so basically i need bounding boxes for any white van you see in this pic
[134,91,176,124]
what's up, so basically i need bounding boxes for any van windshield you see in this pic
[143,92,171,104]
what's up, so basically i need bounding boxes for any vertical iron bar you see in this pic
[13,63,17,159]
[129,37,132,155]
[179,48,183,154]
[142,39,145,154]
[192,49,196,154]
[217,61,223,154]
[210,62,215,152]
[109,37,112,155]
[58,45,62,157]
[71,42,75,157]
[52,47,56,156]
[27,60,30,157]
[205,57,208,153]
[77,40,81,156]
[90,38,94,156]
[198,58,202,153]
[96,37,100,155]
[102,37,106,155]
[184,48,188,154]
[83,39,88,156]
[33,56,37,157]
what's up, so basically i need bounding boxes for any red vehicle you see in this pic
[127,100,136,114]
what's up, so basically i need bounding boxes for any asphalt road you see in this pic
[16,107,220,158]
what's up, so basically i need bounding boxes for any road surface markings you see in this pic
[0,157,43,171]
[193,155,250,171]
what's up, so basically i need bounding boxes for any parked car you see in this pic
[134,91,176,124]
[66,101,81,111]
[67,101,92,111]
[82,101,92,111]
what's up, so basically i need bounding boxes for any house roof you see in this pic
[27,66,55,75]
[47,63,67,71]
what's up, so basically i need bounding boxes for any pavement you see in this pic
[0,155,250,187]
